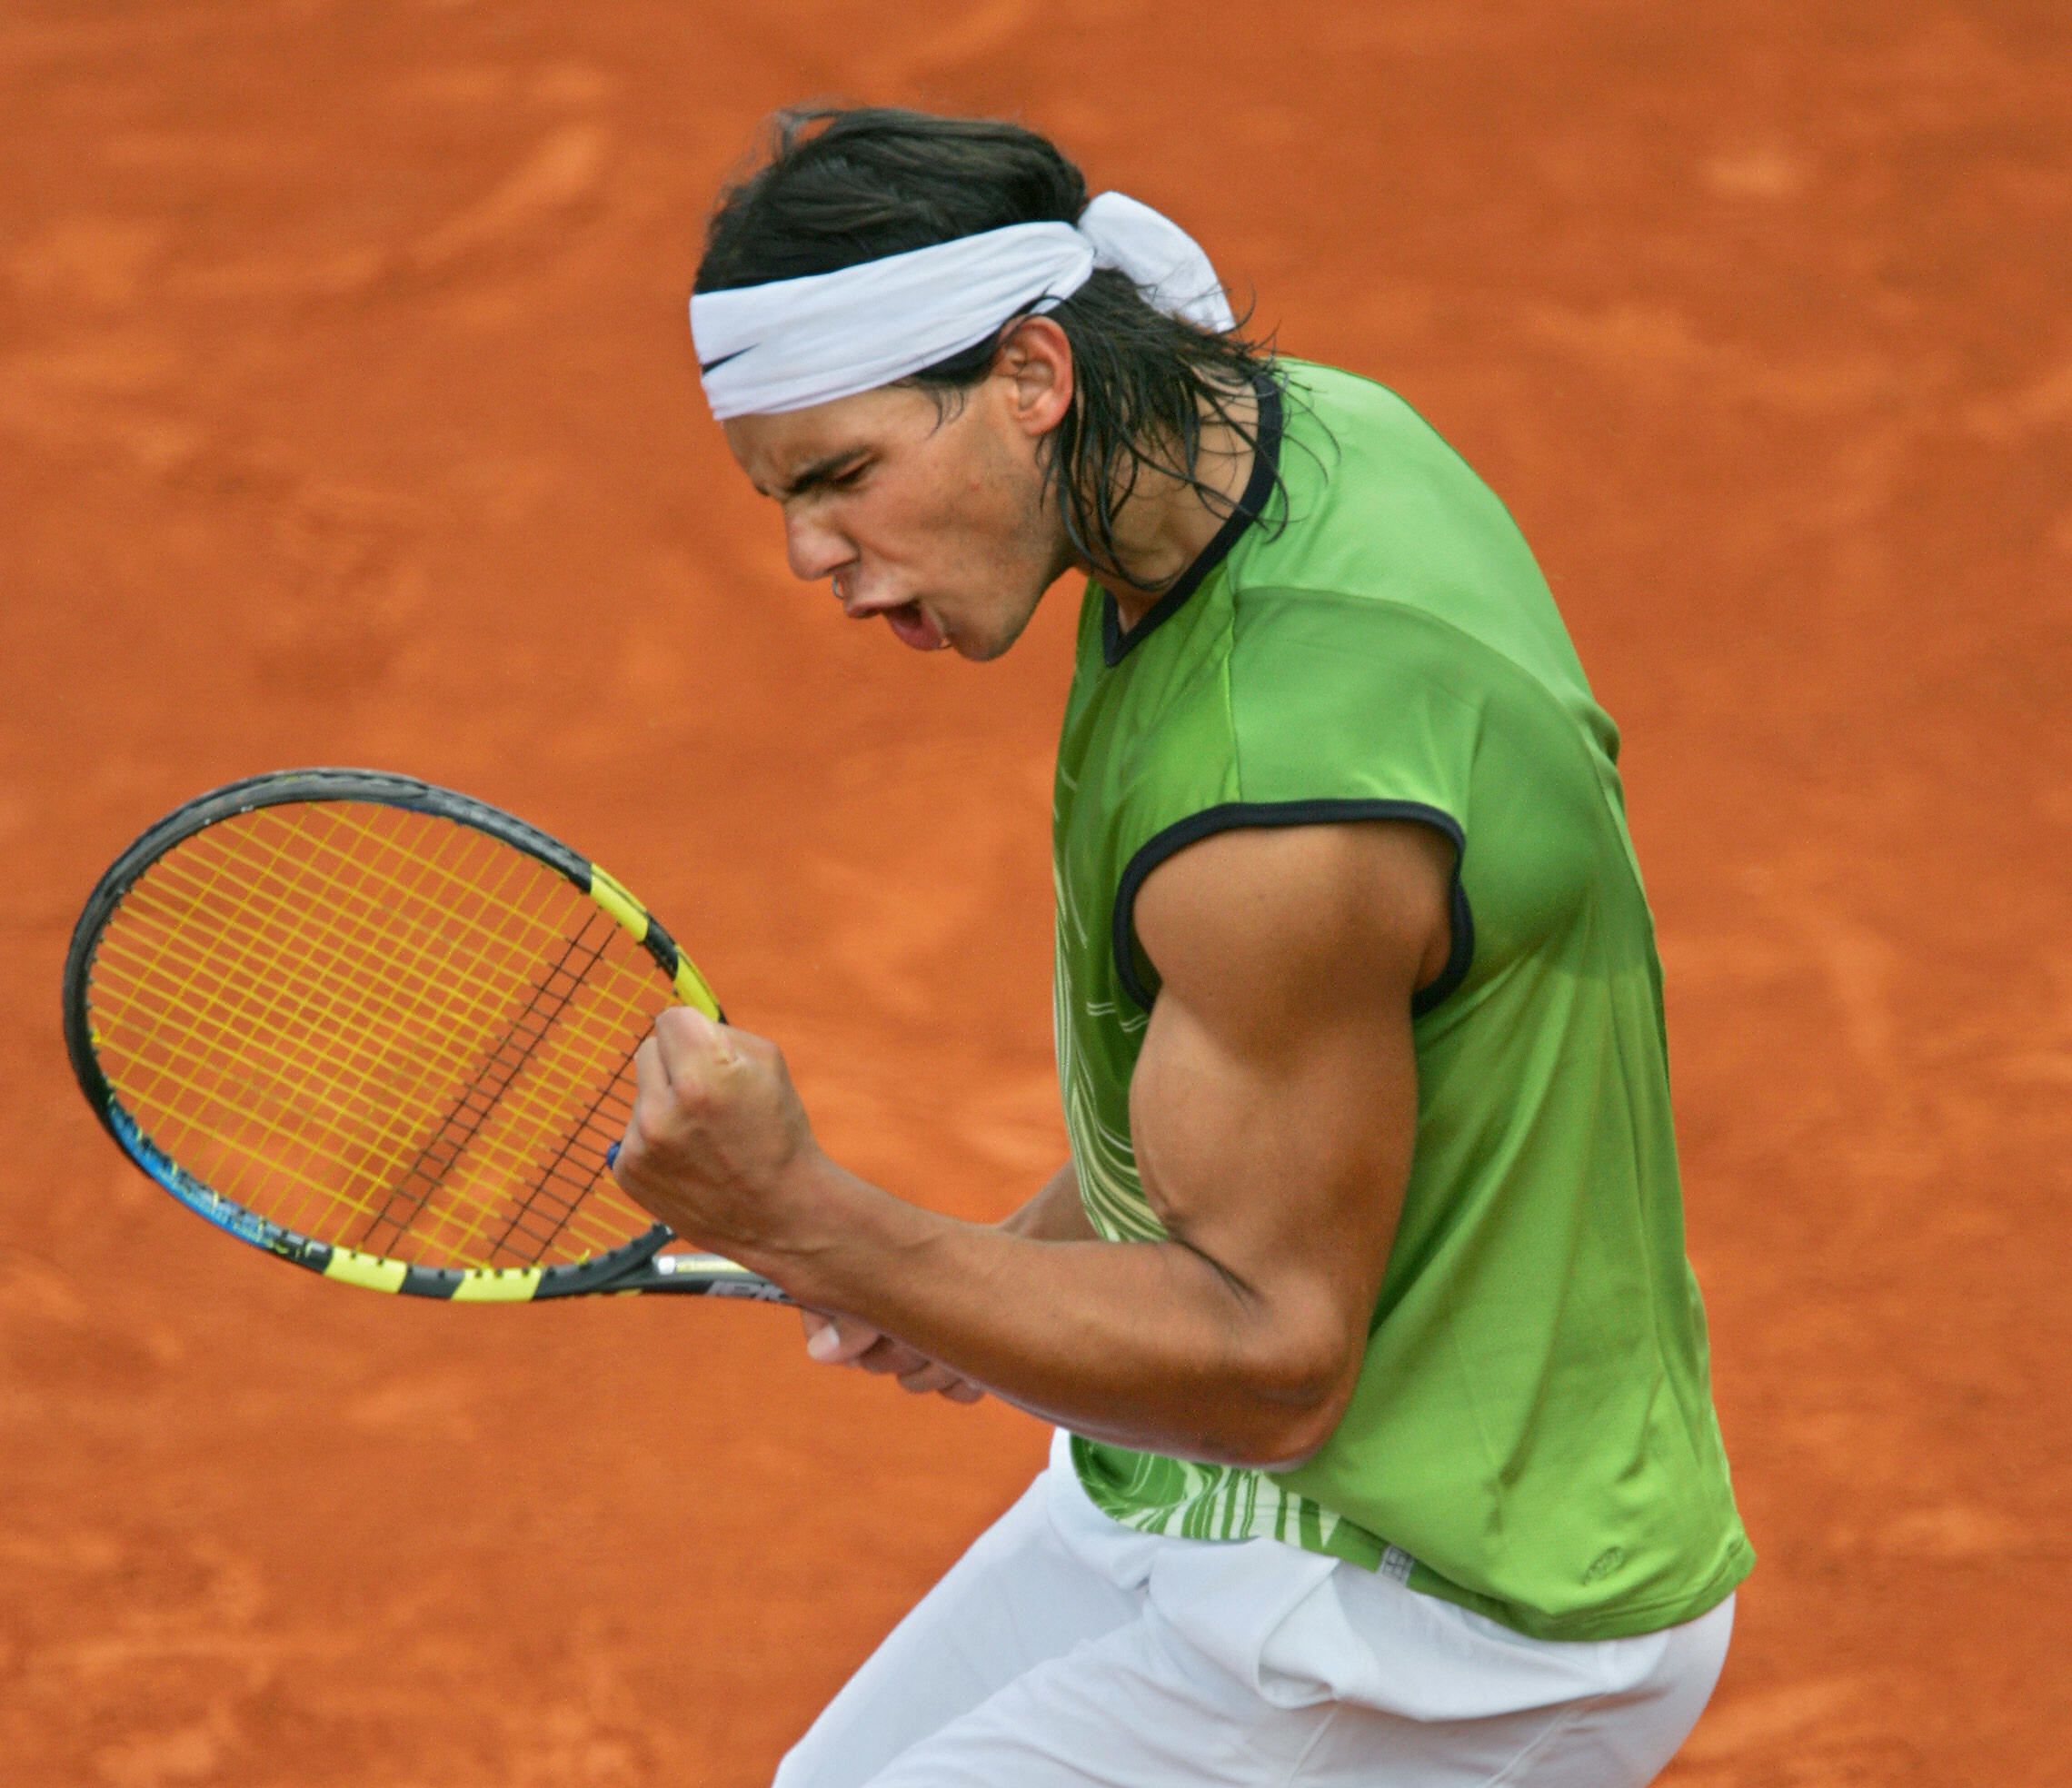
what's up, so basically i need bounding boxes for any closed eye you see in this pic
[767,449,872,502]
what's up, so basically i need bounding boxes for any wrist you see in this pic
[738,1147,915,1309]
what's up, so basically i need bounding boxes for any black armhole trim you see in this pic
[1110,800,1475,1018]
[1101,372,1286,667]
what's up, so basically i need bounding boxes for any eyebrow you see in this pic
[764,448,868,501]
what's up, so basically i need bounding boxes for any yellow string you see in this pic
[104,874,657,1263]
[109,822,557,1177]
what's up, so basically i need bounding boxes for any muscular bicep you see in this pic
[1126,820,1455,1434]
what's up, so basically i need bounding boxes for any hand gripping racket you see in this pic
[63,769,790,1304]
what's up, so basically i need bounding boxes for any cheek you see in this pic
[938,445,1041,561]
[864,476,989,576]
[860,425,1043,586]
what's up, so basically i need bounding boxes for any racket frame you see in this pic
[63,768,787,1304]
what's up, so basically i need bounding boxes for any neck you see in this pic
[1090,384,1262,631]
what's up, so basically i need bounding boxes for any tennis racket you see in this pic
[63,768,789,1304]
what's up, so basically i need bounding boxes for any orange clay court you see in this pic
[2,5,2067,1784]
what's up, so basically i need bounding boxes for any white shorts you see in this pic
[775,1431,1733,1788]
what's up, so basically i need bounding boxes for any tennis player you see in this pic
[613,106,1753,1786]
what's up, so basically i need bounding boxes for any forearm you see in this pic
[615,822,1423,1467]
[743,1153,1338,1468]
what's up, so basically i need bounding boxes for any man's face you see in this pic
[721,343,1075,661]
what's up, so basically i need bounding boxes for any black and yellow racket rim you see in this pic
[63,769,728,1301]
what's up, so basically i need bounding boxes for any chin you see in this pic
[970,591,1050,662]
[956,620,1020,664]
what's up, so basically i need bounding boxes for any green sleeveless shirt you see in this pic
[1052,359,1752,1641]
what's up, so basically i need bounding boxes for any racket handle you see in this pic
[605,1141,621,1170]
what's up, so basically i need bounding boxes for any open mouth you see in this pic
[882,601,948,652]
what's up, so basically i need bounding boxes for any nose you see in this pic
[783,507,853,584]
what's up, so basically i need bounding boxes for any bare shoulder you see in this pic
[1131,820,1456,1021]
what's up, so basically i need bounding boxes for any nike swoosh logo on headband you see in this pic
[700,346,753,374]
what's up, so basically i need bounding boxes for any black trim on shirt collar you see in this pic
[1100,372,1285,668]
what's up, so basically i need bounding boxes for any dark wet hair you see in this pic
[695,106,1281,587]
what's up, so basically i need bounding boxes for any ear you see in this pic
[993,315,1074,440]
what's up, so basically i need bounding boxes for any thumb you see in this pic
[803,1313,882,1365]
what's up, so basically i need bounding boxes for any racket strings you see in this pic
[88,800,671,1270]
[488,1059,633,1264]
[355,907,623,1264]
[102,829,543,1167]
[100,816,567,1218]
[103,849,564,1254]
[473,932,641,1266]
[105,849,650,1259]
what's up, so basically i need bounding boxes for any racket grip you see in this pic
[605,1141,621,1170]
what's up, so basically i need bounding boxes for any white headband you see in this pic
[690,191,1235,421]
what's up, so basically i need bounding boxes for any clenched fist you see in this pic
[610,1007,821,1262]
